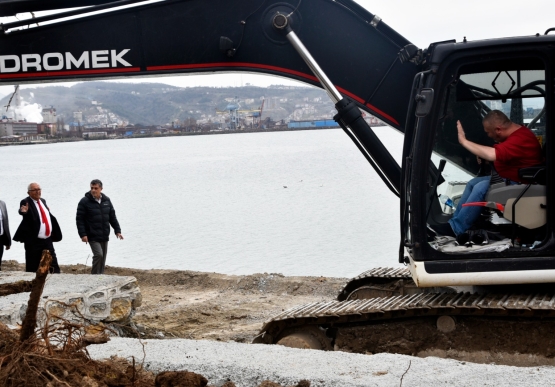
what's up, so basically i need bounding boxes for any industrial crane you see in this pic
[257,98,265,129]
[215,97,243,130]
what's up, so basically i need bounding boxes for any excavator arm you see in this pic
[0,0,420,131]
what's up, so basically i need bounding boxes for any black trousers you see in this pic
[0,233,8,270]
[24,237,60,273]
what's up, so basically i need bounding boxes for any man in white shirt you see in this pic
[13,182,62,273]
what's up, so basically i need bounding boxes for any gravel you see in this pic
[88,338,555,386]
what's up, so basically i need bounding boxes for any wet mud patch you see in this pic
[155,371,208,386]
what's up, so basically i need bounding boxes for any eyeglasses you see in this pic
[28,189,42,192]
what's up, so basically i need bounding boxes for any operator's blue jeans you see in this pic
[448,175,491,235]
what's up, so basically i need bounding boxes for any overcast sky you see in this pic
[1,0,553,97]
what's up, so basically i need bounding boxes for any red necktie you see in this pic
[37,200,51,237]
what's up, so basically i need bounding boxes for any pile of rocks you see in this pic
[0,272,142,330]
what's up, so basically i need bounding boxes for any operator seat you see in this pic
[485,166,546,229]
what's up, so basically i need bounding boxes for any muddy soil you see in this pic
[1,260,346,343]
[4,260,554,367]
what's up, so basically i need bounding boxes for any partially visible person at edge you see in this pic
[12,182,62,273]
[431,110,542,237]
[0,196,11,270]
[76,179,123,274]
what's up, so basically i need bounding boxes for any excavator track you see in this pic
[337,267,413,301]
[254,268,555,365]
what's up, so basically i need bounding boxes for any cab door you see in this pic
[405,38,555,287]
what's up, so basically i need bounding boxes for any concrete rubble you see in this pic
[0,272,142,329]
[88,338,555,387]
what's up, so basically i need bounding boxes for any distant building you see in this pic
[13,122,38,135]
[83,131,107,139]
[0,118,12,137]
[41,106,56,123]
[37,123,55,135]
[41,106,57,135]
[0,120,38,136]
[73,111,83,122]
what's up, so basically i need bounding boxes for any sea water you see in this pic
[1,128,405,278]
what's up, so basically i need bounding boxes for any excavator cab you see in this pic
[405,39,555,287]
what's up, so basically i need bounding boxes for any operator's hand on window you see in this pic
[456,120,466,145]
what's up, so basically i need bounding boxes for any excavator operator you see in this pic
[431,110,542,237]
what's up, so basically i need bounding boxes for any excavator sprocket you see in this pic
[337,267,416,301]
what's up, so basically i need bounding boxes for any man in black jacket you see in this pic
[76,179,123,274]
[13,182,62,273]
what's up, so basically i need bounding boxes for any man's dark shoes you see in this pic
[456,232,471,246]
[430,222,456,237]
[456,229,490,246]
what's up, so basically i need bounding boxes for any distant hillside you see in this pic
[1,82,334,126]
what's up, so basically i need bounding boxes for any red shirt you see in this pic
[494,126,542,182]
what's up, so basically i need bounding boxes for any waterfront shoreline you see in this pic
[0,125,355,147]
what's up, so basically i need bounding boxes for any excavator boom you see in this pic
[0,0,419,132]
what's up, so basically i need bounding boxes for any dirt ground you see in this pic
[1,260,347,344]
[3,260,555,368]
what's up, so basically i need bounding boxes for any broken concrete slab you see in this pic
[89,338,555,387]
[0,272,142,328]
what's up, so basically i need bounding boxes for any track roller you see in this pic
[275,326,332,350]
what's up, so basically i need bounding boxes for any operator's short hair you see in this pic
[483,110,510,127]
[90,179,103,188]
